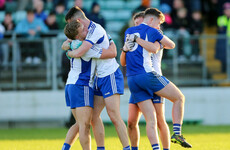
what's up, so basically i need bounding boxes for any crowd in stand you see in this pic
[0,0,106,68]
[0,0,229,73]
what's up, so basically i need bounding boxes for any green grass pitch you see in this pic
[0,124,230,150]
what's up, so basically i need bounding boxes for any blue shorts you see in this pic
[65,84,94,109]
[129,94,165,104]
[127,71,169,104]
[94,68,124,98]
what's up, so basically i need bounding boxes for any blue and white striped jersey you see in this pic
[124,23,163,76]
[66,40,102,88]
[86,21,119,78]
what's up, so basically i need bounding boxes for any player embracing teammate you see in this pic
[122,8,192,149]
[61,6,192,150]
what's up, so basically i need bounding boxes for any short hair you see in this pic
[65,6,86,22]
[144,8,165,24]
[133,11,145,21]
[64,20,81,40]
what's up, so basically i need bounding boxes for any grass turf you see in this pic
[0,124,230,150]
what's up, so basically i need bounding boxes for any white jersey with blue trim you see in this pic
[85,21,119,78]
[124,23,163,76]
[66,40,102,88]
[151,49,163,75]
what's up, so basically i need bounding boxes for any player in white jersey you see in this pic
[62,22,118,150]
[62,6,130,150]
[122,9,192,149]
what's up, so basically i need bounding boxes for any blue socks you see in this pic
[173,123,181,135]
[132,147,138,150]
[163,149,169,150]
[97,147,105,150]
[152,144,160,150]
[123,145,131,150]
[62,143,70,150]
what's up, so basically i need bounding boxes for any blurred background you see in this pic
[0,0,230,128]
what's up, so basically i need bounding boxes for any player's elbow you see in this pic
[169,43,175,49]
[120,61,126,66]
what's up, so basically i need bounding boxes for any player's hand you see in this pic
[123,41,134,52]
[62,39,72,51]
[107,34,114,44]
[126,34,138,42]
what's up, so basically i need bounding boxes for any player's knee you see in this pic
[157,118,167,130]
[128,119,138,130]
[147,120,157,129]
[84,122,91,131]
[179,93,185,103]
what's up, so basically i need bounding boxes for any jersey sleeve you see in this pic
[85,24,104,45]
[147,28,164,43]
[84,45,102,59]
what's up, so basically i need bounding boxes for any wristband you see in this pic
[157,41,164,50]
[66,50,72,60]
[120,48,128,53]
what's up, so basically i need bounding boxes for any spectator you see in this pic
[34,0,47,22]
[45,12,59,30]
[215,2,230,73]
[15,9,49,64]
[2,12,15,31]
[0,23,5,67]
[0,0,5,10]
[190,10,203,62]
[133,0,150,13]
[1,12,16,69]
[88,2,106,28]
[173,7,191,62]
[160,3,174,59]
[74,0,88,17]
[202,0,223,27]
[53,0,68,9]
[171,0,185,20]
[55,3,66,30]
[160,3,173,30]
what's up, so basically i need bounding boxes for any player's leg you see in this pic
[104,94,130,149]
[97,68,130,149]
[155,82,184,126]
[127,103,142,150]
[153,96,170,150]
[155,82,192,148]
[62,84,94,150]
[62,110,79,150]
[73,107,93,150]
[64,110,79,145]
[91,95,106,149]
[137,99,160,149]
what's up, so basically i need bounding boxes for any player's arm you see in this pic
[136,37,161,54]
[61,39,72,50]
[120,51,126,66]
[100,41,117,59]
[160,35,175,49]
[67,41,92,58]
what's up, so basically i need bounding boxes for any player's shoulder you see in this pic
[147,26,158,32]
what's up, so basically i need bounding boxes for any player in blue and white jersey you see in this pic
[62,6,130,150]
[121,11,171,150]
[62,21,118,150]
[122,8,192,149]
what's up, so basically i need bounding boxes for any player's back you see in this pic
[125,23,161,76]
[86,21,119,78]
[66,40,97,88]
[151,50,163,75]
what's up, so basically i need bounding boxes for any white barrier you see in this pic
[0,87,230,126]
